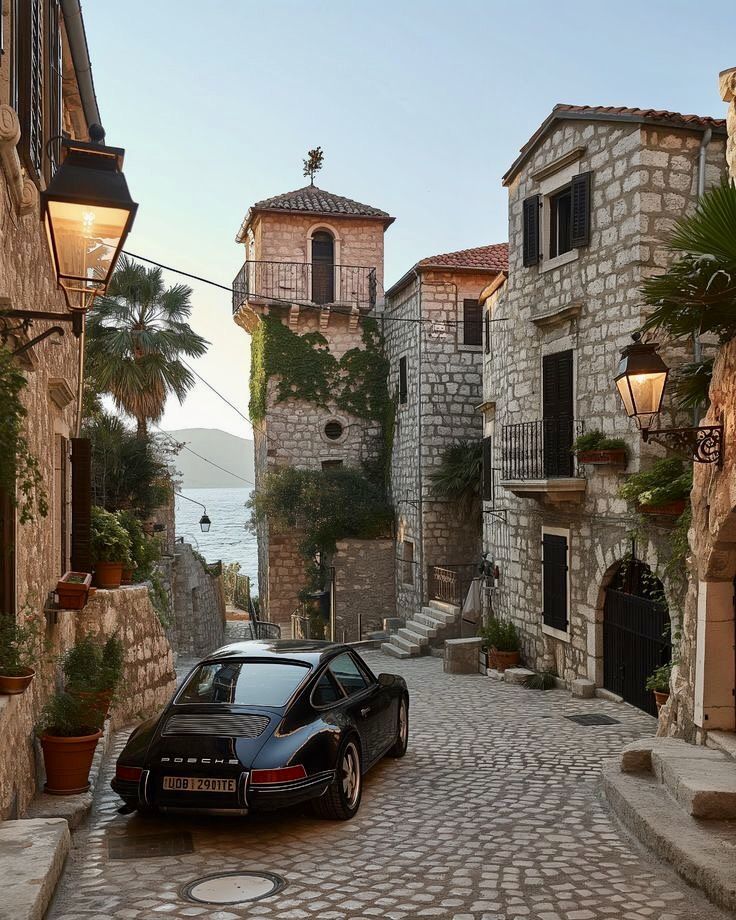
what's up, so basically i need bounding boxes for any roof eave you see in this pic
[385,263,504,300]
[502,110,727,187]
[236,206,394,242]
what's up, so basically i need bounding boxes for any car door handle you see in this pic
[360,707,371,718]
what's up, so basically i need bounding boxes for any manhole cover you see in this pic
[181,871,286,905]
[107,831,193,860]
[566,713,620,726]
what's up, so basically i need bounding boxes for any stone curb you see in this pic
[26,718,112,830]
[0,817,70,920]
[602,761,736,913]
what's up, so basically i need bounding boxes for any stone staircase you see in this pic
[381,599,461,659]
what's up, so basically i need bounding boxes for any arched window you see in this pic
[311,230,335,304]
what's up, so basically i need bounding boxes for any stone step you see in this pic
[398,627,428,647]
[428,599,461,618]
[0,818,70,920]
[391,634,421,655]
[406,619,438,639]
[421,605,456,626]
[381,642,410,659]
[414,610,447,630]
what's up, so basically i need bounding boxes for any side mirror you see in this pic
[377,673,394,687]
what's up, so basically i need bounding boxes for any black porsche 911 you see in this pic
[111,640,409,820]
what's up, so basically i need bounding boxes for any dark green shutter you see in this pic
[463,299,482,346]
[542,350,574,477]
[399,356,407,404]
[522,195,540,266]
[542,532,568,631]
[571,171,591,248]
[482,437,493,502]
[71,438,92,573]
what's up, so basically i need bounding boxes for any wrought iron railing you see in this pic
[233,574,251,612]
[501,418,584,480]
[427,564,478,607]
[241,619,281,640]
[232,261,377,314]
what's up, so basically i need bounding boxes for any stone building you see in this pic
[660,69,736,744]
[383,244,507,632]
[0,2,176,820]
[483,104,727,713]
[232,185,395,628]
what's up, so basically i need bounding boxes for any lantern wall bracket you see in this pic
[1,309,84,338]
[641,424,723,466]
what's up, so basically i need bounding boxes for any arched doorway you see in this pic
[603,558,671,716]
[311,230,335,304]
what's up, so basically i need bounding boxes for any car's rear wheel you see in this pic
[387,697,409,758]
[313,737,362,820]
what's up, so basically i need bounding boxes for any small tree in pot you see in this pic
[480,618,520,671]
[37,691,103,795]
[0,614,43,695]
[645,662,673,713]
[90,506,132,589]
[63,634,124,723]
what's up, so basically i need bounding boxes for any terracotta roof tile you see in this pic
[417,243,509,272]
[251,185,392,221]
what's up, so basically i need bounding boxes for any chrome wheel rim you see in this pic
[341,743,360,808]
[398,702,408,746]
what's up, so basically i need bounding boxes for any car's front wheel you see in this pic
[313,737,362,820]
[387,697,409,758]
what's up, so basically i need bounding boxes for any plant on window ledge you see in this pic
[571,430,628,465]
[0,345,48,524]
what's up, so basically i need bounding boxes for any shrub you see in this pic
[619,457,692,508]
[645,662,672,693]
[90,506,132,566]
[63,634,124,696]
[37,691,99,737]
[479,618,519,652]
[116,510,160,578]
[524,670,557,691]
[0,614,44,675]
[571,430,627,454]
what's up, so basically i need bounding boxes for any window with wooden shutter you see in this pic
[462,299,482,347]
[482,436,493,502]
[71,437,92,573]
[542,531,568,631]
[542,350,574,477]
[570,171,591,248]
[17,0,43,178]
[55,435,70,574]
[484,309,490,355]
[45,0,62,182]
[8,0,20,112]
[399,356,407,404]
[0,487,16,617]
[522,194,540,267]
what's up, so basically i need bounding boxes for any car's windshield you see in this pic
[178,660,311,707]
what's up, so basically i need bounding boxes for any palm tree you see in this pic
[86,256,208,437]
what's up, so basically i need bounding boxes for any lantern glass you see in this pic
[615,371,668,429]
[199,514,211,533]
[44,201,130,311]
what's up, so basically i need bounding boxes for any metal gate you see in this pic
[603,562,670,716]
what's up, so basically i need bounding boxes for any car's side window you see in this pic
[330,652,370,698]
[311,670,344,708]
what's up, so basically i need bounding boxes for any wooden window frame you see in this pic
[549,185,573,259]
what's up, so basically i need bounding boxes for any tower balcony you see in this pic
[232,260,377,317]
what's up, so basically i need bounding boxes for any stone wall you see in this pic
[484,116,726,687]
[333,538,395,642]
[385,269,494,621]
[171,542,226,658]
[0,586,176,822]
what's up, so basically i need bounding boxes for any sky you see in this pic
[83,0,736,440]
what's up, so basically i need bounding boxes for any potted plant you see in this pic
[63,634,124,723]
[572,430,628,467]
[0,615,42,695]
[116,510,160,585]
[619,458,692,517]
[37,691,103,795]
[90,506,132,589]
[480,618,520,671]
[646,662,672,712]
[56,571,92,610]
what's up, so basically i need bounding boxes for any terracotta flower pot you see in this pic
[120,566,135,586]
[40,729,103,795]
[0,667,35,695]
[94,562,124,590]
[653,690,670,713]
[487,649,520,672]
[577,449,627,467]
[57,572,92,609]
[638,499,687,516]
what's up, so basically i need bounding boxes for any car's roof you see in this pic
[202,639,350,667]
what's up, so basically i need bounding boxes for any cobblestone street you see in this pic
[49,651,730,920]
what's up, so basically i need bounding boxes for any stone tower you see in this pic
[232,185,394,626]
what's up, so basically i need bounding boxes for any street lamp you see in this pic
[614,334,723,465]
[40,124,138,312]
[175,492,212,533]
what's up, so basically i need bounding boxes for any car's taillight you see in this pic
[116,764,143,782]
[250,765,307,785]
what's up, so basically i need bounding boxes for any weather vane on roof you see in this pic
[303,147,324,186]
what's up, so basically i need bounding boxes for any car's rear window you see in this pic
[177,660,310,707]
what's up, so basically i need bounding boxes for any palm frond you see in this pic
[428,440,483,509]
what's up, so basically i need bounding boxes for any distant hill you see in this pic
[166,428,254,489]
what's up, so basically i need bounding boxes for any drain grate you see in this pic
[107,831,194,860]
[566,713,620,726]
[181,870,286,905]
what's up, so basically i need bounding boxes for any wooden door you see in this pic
[312,231,334,304]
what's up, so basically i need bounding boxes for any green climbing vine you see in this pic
[0,345,48,524]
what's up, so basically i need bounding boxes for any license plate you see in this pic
[162,776,237,793]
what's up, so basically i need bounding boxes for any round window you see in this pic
[324,420,344,441]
